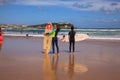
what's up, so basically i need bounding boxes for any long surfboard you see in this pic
[59,34,89,42]
[43,23,53,53]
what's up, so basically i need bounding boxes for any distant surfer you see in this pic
[68,25,76,53]
[26,34,29,37]
[59,35,66,42]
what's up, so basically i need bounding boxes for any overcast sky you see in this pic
[0,0,120,28]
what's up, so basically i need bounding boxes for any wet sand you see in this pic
[0,37,120,80]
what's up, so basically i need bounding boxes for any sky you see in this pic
[0,0,120,28]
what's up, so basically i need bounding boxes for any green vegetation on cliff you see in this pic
[28,22,75,29]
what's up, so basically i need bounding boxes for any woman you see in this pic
[49,25,60,54]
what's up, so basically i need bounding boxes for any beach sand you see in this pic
[0,37,120,80]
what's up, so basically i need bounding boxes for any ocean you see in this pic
[2,28,120,40]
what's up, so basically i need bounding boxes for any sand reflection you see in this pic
[68,53,75,79]
[63,53,88,79]
[0,41,3,51]
[43,53,59,80]
[43,53,52,80]
[51,54,59,80]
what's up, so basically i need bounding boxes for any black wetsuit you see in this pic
[68,30,76,52]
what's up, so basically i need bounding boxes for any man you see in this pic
[68,25,76,52]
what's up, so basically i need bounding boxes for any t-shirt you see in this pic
[49,28,56,37]
[68,30,76,41]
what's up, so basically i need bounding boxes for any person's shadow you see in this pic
[51,54,59,80]
[43,52,59,80]
[68,53,75,80]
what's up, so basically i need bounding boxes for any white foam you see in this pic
[3,33,44,37]
[3,33,120,40]
[89,37,120,40]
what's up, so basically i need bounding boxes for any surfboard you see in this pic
[59,34,89,42]
[43,23,53,53]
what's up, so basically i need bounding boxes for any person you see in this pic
[68,25,76,52]
[0,27,4,41]
[43,22,53,53]
[51,54,59,80]
[0,27,3,36]
[49,25,60,54]
[59,35,66,42]
[26,34,29,37]
[68,53,74,79]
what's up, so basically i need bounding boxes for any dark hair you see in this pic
[63,35,65,37]
[71,25,74,30]
[55,25,60,37]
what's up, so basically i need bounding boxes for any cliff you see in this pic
[27,22,75,29]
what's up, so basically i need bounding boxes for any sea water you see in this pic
[2,28,120,40]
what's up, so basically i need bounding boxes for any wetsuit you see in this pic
[68,30,76,52]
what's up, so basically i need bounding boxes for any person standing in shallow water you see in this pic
[68,25,76,53]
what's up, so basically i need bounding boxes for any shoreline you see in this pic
[3,34,120,41]
[0,36,120,80]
